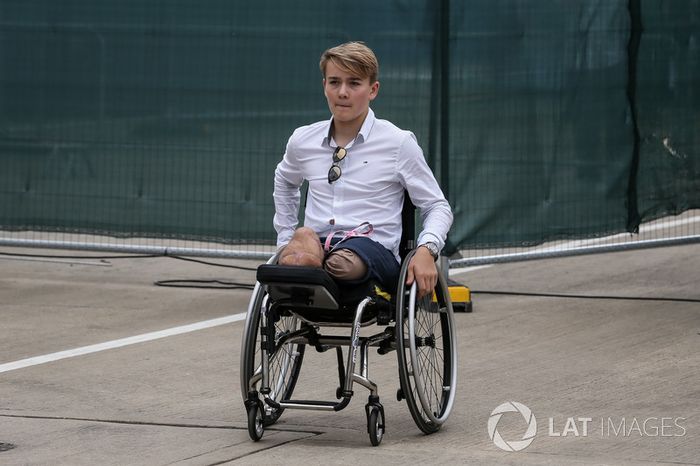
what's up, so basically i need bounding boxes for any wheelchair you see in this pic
[239,201,457,446]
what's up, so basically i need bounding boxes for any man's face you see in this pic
[323,61,379,126]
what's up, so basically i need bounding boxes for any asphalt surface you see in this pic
[0,243,698,465]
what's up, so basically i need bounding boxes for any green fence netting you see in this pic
[636,1,700,223]
[0,0,698,252]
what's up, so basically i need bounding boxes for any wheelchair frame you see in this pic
[239,248,458,446]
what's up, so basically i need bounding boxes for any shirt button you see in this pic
[329,218,335,225]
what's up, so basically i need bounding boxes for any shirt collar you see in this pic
[322,107,376,148]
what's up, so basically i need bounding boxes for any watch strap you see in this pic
[421,241,440,260]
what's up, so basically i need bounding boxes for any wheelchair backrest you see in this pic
[399,192,416,261]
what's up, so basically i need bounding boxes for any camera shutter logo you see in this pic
[488,401,538,452]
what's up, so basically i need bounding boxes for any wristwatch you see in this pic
[420,241,440,261]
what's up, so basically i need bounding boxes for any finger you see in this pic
[405,262,415,285]
[419,276,434,299]
[416,277,425,298]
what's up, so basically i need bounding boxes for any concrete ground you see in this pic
[0,243,698,465]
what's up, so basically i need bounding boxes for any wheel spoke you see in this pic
[242,296,305,426]
[394,256,456,433]
[398,275,455,430]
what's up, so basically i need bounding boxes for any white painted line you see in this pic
[449,264,493,276]
[0,313,247,374]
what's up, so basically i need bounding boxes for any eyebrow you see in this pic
[326,75,364,81]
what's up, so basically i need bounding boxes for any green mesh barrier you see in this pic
[0,1,697,250]
[635,0,700,222]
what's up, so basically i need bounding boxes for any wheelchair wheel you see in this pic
[395,251,457,434]
[240,276,305,426]
[247,400,264,441]
[367,405,385,446]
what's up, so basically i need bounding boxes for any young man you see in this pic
[273,41,452,298]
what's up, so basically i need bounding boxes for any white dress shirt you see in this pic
[273,108,453,261]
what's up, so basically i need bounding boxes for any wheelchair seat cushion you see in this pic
[257,265,341,310]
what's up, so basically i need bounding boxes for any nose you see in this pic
[338,83,349,98]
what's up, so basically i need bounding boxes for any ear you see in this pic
[369,81,380,100]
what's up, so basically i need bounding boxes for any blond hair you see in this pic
[319,41,379,83]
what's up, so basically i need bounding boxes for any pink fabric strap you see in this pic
[323,222,374,253]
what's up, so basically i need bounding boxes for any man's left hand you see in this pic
[406,246,438,299]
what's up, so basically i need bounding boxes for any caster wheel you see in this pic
[247,402,264,441]
[396,388,404,402]
[367,405,385,446]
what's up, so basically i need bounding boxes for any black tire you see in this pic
[247,402,264,441]
[395,250,457,434]
[240,277,305,426]
[367,406,384,446]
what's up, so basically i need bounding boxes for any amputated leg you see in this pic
[324,248,368,280]
[279,227,324,267]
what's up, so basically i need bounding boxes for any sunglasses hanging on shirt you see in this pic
[327,146,347,184]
